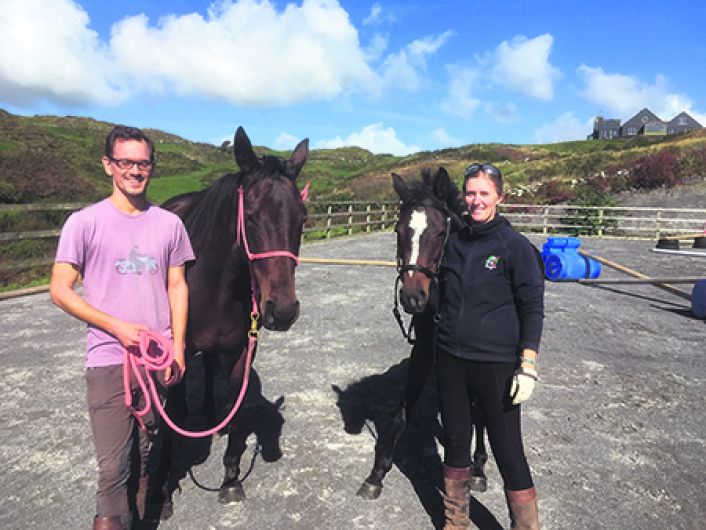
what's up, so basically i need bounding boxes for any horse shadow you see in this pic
[139,356,285,528]
[332,358,502,530]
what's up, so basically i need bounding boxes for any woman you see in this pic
[436,163,544,529]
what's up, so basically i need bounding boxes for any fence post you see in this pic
[598,208,604,237]
[542,207,549,234]
[655,209,661,240]
[348,204,354,236]
[326,205,332,239]
[381,204,387,230]
[366,204,371,233]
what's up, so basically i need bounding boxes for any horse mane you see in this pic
[403,168,466,228]
[183,172,241,250]
[183,156,295,250]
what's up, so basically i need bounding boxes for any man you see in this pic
[50,125,194,529]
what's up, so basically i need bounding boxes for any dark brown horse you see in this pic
[357,168,489,500]
[156,126,309,515]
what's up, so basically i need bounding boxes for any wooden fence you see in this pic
[2,201,706,273]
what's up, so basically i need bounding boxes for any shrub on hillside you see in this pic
[626,149,680,190]
[535,179,576,204]
[0,150,98,203]
[678,145,706,183]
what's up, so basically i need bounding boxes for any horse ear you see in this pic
[433,167,451,199]
[392,173,409,200]
[287,138,309,179]
[234,126,260,173]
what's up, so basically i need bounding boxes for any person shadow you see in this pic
[332,357,503,530]
[137,355,285,528]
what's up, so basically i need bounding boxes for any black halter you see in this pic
[392,216,451,344]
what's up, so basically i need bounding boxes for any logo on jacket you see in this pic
[115,246,158,275]
[484,255,500,270]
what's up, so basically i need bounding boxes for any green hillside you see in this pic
[1,108,706,206]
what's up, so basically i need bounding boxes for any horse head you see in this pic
[235,127,309,331]
[393,167,463,314]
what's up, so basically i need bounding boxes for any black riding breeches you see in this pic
[435,349,533,491]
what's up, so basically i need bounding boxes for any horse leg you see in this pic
[218,346,250,504]
[218,427,248,504]
[357,313,434,500]
[469,401,488,493]
[357,403,408,500]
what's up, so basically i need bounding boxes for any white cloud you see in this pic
[0,0,380,109]
[532,112,592,144]
[110,0,377,106]
[314,123,420,155]
[363,3,395,26]
[577,65,704,122]
[380,31,454,91]
[0,0,124,106]
[484,102,520,124]
[364,33,388,62]
[491,34,561,100]
[431,128,461,147]
[440,65,481,119]
[273,132,299,150]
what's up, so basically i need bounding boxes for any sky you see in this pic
[1,0,705,155]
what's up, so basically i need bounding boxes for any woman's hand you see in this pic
[510,368,537,404]
[510,349,539,404]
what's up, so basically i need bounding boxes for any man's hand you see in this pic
[112,320,149,349]
[165,341,185,385]
[510,367,538,405]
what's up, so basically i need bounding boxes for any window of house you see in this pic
[627,127,637,135]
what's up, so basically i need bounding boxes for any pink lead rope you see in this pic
[123,184,305,438]
[124,329,255,438]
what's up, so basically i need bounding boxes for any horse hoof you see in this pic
[470,476,487,493]
[356,481,382,500]
[218,483,246,504]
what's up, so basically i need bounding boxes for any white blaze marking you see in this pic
[408,209,427,277]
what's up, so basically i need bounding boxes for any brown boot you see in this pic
[441,465,473,529]
[91,515,127,530]
[135,476,149,520]
[505,486,540,530]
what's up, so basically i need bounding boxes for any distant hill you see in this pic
[1,108,705,205]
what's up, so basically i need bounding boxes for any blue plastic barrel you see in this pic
[541,237,602,281]
[544,253,602,281]
[691,279,706,318]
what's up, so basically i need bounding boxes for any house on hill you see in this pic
[588,107,702,139]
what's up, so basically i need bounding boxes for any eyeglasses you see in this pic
[463,163,501,178]
[110,158,154,171]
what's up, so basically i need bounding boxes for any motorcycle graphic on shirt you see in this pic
[115,246,158,275]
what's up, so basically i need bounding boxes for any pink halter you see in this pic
[236,185,301,264]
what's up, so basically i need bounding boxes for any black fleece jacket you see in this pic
[436,215,544,363]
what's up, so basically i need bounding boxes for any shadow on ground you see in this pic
[333,358,503,529]
[137,357,285,528]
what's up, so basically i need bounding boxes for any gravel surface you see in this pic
[0,231,704,529]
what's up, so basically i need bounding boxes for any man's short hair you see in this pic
[105,125,155,161]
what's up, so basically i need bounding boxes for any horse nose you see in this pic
[262,299,300,331]
[400,287,428,314]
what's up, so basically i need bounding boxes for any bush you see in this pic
[563,185,618,236]
[627,150,680,189]
[535,179,575,204]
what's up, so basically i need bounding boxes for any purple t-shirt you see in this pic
[55,199,195,368]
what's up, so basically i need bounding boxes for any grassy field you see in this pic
[2,108,706,290]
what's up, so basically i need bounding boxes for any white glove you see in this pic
[510,367,538,405]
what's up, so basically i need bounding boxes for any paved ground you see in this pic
[1,231,704,529]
